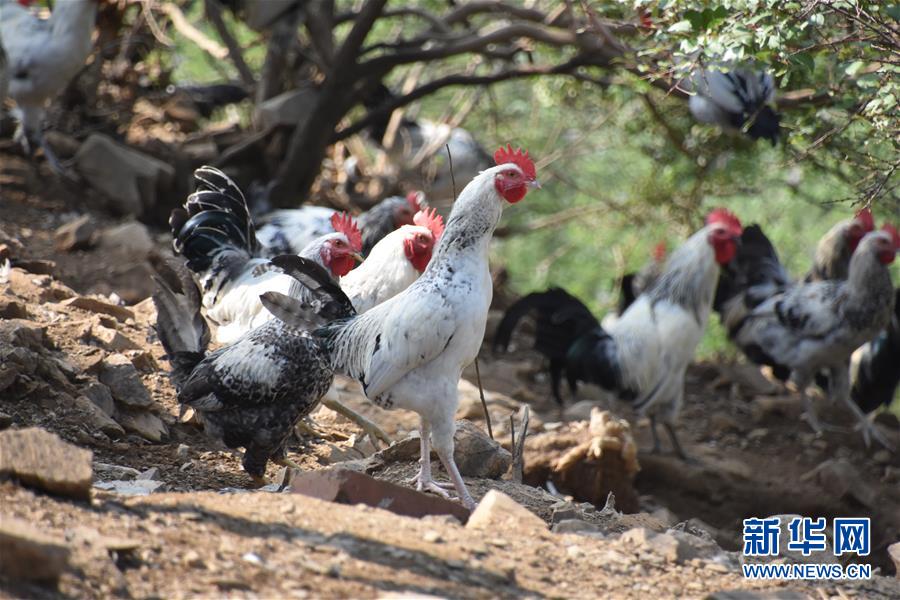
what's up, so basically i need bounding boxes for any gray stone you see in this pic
[0,516,71,582]
[552,519,602,535]
[73,134,174,217]
[74,395,125,438]
[94,478,164,496]
[82,381,116,417]
[619,527,701,564]
[93,462,141,480]
[96,354,152,407]
[117,410,168,443]
[452,420,512,479]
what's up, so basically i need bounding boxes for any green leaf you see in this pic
[791,53,815,72]
[668,20,693,33]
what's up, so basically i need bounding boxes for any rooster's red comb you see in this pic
[406,191,424,212]
[882,224,900,249]
[706,208,743,236]
[855,207,875,232]
[652,241,667,262]
[494,144,536,180]
[413,208,444,241]
[330,212,362,252]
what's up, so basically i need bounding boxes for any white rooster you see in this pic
[264,145,540,508]
[564,209,744,458]
[0,0,98,173]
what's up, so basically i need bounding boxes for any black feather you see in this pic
[851,290,900,413]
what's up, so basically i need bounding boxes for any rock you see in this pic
[0,427,93,499]
[90,324,141,352]
[0,318,48,350]
[552,519,603,535]
[96,354,152,407]
[62,296,135,323]
[373,420,511,479]
[620,528,699,564]
[717,363,781,396]
[466,490,546,534]
[81,381,116,417]
[54,215,96,251]
[562,399,598,422]
[94,478,165,496]
[117,410,168,443]
[524,408,640,512]
[73,134,175,216]
[0,516,71,582]
[127,350,159,373]
[137,467,159,481]
[176,444,190,459]
[0,412,12,429]
[888,542,900,578]
[452,420,511,479]
[651,507,679,528]
[96,221,156,258]
[74,395,125,438]
[92,462,141,480]
[800,459,879,508]
[14,259,55,275]
[0,296,28,319]
[289,468,470,523]
[256,86,318,129]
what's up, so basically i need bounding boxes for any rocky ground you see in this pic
[2,151,900,599]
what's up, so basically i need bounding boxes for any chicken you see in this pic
[171,167,444,343]
[850,289,900,414]
[805,208,875,282]
[563,209,743,458]
[268,145,540,508]
[688,66,781,144]
[256,191,424,257]
[364,84,493,207]
[0,0,98,174]
[169,167,362,345]
[152,257,354,485]
[715,209,875,382]
[493,288,599,408]
[732,225,899,447]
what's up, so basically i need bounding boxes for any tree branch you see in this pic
[204,0,256,88]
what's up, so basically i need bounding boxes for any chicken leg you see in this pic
[408,418,454,497]
[830,366,894,450]
[430,418,476,510]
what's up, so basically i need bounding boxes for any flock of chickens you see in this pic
[2,1,897,511]
[496,209,900,455]
[155,147,539,508]
[152,148,898,510]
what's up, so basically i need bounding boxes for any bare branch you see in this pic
[204,0,256,88]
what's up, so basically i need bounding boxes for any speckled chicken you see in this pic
[153,257,354,484]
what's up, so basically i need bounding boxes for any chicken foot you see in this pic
[429,418,477,510]
[407,418,454,498]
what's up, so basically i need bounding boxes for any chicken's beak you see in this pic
[351,252,364,263]
[528,180,542,190]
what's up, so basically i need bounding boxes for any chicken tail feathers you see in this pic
[493,288,598,356]
[851,290,900,413]
[564,327,626,395]
[261,255,357,325]
[151,260,210,390]
[715,223,790,336]
[171,167,260,273]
